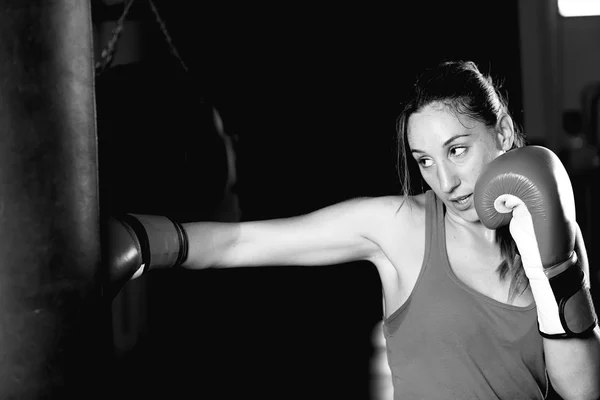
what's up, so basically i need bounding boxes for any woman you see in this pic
[111,60,600,399]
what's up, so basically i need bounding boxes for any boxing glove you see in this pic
[106,214,189,299]
[474,145,597,338]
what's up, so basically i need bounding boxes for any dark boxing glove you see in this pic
[106,214,188,298]
[474,145,597,338]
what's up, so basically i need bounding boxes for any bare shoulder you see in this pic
[352,193,426,213]
[363,193,427,228]
[352,193,428,250]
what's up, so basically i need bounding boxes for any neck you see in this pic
[445,211,497,244]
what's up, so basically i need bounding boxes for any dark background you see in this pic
[93,2,525,399]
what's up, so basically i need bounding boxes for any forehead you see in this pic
[407,103,488,150]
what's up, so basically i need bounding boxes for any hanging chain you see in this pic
[148,0,189,73]
[94,0,189,76]
[94,0,136,76]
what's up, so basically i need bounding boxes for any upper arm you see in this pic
[220,196,405,268]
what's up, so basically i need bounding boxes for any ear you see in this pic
[495,114,515,151]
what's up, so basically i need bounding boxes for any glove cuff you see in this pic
[533,252,598,338]
[539,320,597,339]
[172,219,189,267]
[124,214,189,271]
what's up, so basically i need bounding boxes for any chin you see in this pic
[453,207,480,223]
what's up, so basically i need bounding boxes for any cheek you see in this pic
[481,136,505,162]
[468,166,483,184]
[468,151,497,184]
[419,168,440,191]
[421,173,434,188]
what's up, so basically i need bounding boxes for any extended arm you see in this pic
[180,196,392,269]
[106,196,403,296]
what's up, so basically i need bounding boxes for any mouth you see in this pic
[449,193,472,205]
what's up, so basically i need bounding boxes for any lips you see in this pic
[449,194,472,203]
[449,193,473,211]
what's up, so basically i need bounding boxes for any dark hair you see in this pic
[395,60,528,302]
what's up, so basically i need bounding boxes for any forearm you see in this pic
[528,226,599,399]
[180,221,241,269]
[544,326,600,400]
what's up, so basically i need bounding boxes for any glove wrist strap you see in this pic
[528,252,598,338]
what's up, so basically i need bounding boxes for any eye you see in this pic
[450,146,467,158]
[418,158,433,168]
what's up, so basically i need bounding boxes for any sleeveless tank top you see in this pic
[382,190,548,399]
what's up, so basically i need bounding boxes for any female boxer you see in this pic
[112,60,600,399]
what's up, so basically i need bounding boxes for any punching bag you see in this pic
[0,1,106,399]
[95,59,236,397]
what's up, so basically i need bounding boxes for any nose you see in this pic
[437,162,460,193]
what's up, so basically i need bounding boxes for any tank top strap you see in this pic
[425,190,448,277]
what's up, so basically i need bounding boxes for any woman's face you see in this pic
[407,102,509,223]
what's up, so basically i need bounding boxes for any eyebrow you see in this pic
[410,133,472,154]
